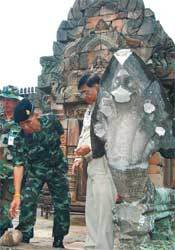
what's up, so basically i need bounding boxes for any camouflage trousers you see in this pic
[0,178,13,237]
[16,164,70,240]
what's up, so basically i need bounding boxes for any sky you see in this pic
[0,0,174,89]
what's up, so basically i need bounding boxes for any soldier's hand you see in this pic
[72,158,83,175]
[9,197,21,218]
[74,145,91,156]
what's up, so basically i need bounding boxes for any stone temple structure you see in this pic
[38,0,175,204]
[37,0,175,248]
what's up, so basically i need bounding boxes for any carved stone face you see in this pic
[92,49,174,200]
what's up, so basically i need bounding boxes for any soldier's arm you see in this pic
[9,131,25,218]
[13,165,24,196]
[9,165,24,218]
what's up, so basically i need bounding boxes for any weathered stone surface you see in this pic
[57,28,68,42]
[111,183,175,249]
[86,16,103,30]
[79,53,88,69]
[127,0,143,12]
[100,6,114,16]
[111,168,148,202]
[72,0,83,20]
[39,0,175,107]
[137,16,156,36]
[95,19,109,32]
[128,10,143,20]
[133,47,153,62]
[37,2,175,244]
[38,55,65,95]
[91,49,175,248]
[64,103,86,119]
[112,19,124,32]
[59,20,75,30]
[144,8,155,18]
[69,54,79,70]
[70,26,84,39]
[124,36,143,47]
[52,41,65,56]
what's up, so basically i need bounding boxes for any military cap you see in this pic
[14,98,34,123]
[0,85,22,100]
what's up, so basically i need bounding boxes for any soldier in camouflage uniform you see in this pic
[9,98,70,248]
[0,85,21,237]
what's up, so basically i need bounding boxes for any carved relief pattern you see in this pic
[37,0,175,214]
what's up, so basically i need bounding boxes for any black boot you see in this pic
[22,237,30,243]
[53,236,64,248]
[20,232,30,244]
[0,228,8,237]
[15,226,33,244]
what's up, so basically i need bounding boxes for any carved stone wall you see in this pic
[38,0,175,204]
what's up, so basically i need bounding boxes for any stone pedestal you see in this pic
[110,167,148,202]
[113,188,175,249]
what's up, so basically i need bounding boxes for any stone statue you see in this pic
[91,49,175,249]
[0,229,22,247]
[36,1,175,246]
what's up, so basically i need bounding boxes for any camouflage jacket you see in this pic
[12,114,67,173]
[0,117,20,179]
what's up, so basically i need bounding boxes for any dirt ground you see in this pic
[0,209,121,250]
[0,211,86,250]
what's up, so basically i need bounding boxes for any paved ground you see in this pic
[2,212,173,250]
[0,211,87,250]
[0,209,120,250]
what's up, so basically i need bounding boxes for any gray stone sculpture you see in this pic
[37,0,175,247]
[91,49,175,249]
